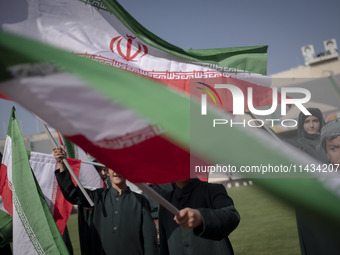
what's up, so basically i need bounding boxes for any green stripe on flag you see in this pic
[0,210,12,247]
[63,137,77,159]
[8,107,69,254]
[101,0,268,75]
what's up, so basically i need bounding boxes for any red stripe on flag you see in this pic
[57,132,64,146]
[0,92,12,101]
[0,163,13,216]
[66,134,207,184]
[52,158,81,234]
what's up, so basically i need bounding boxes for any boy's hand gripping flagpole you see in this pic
[41,122,94,207]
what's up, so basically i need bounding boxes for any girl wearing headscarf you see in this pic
[296,107,328,163]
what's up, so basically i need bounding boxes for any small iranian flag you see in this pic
[0,108,69,254]
[27,151,81,235]
[1,147,103,237]
[59,135,106,190]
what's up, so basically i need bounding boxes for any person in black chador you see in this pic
[77,160,107,255]
[53,147,158,255]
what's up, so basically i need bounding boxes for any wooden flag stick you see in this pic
[41,122,94,207]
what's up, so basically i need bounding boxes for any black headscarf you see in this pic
[297,108,329,163]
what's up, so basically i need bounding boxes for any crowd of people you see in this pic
[2,108,340,254]
[52,108,340,255]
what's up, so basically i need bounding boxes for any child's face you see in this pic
[106,168,126,186]
[326,136,340,165]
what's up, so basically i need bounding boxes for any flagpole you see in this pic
[40,122,94,207]
[134,183,179,216]
[81,160,105,167]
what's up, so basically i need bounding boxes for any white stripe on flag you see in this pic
[13,192,43,255]
[29,152,58,208]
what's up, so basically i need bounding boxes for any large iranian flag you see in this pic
[2,31,340,231]
[0,108,69,254]
[0,31,192,183]
[3,0,340,232]
[0,0,273,183]
[0,0,271,101]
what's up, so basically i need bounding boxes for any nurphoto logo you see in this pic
[197,83,311,128]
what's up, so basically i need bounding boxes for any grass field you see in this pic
[67,184,301,255]
[227,185,300,255]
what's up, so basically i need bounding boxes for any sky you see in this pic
[116,0,340,75]
[1,0,340,139]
